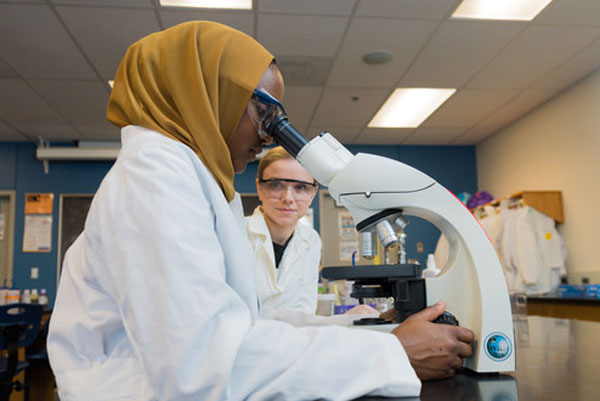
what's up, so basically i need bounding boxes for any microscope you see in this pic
[261,105,515,373]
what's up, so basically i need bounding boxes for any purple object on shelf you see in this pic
[466,191,494,209]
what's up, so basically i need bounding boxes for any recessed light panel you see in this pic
[159,0,252,10]
[452,0,553,21]
[368,88,456,128]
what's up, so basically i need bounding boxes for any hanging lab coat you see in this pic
[505,206,566,294]
[246,207,321,317]
[47,125,420,401]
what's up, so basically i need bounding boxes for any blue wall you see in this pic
[1,141,477,305]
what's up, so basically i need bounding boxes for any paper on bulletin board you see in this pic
[23,193,54,252]
[0,214,5,240]
[23,215,52,252]
[338,211,359,262]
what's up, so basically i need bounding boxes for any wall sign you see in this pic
[23,193,54,252]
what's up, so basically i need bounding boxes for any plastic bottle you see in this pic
[38,289,49,306]
[30,288,39,304]
[6,289,20,305]
[422,254,441,278]
[21,289,31,304]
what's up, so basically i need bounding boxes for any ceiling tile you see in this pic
[536,0,600,27]
[454,89,556,144]
[0,79,67,125]
[327,17,438,88]
[402,20,525,87]
[57,6,161,80]
[0,79,80,139]
[160,10,254,36]
[531,37,600,90]
[404,127,465,145]
[276,55,333,86]
[51,0,153,6]
[281,86,322,134]
[354,127,413,145]
[0,79,79,139]
[0,4,97,80]
[0,120,29,142]
[10,121,80,141]
[421,88,518,129]
[311,87,390,127]
[467,24,600,89]
[356,0,458,19]
[28,80,118,139]
[306,126,361,144]
[259,0,356,16]
[257,14,348,56]
[0,57,18,79]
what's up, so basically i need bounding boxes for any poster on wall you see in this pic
[0,214,5,240]
[338,211,359,262]
[23,193,54,252]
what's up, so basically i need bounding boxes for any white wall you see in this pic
[477,69,600,283]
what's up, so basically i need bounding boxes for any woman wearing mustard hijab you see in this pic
[47,21,470,401]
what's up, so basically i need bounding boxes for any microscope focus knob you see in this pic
[433,311,459,326]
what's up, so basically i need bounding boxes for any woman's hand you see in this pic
[391,302,475,381]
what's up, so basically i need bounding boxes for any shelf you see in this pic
[471,190,564,223]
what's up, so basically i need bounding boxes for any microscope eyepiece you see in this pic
[265,114,308,158]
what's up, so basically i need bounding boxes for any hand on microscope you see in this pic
[390,301,475,381]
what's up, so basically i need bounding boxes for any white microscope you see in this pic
[263,108,515,373]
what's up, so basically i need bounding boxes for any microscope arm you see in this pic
[293,133,515,373]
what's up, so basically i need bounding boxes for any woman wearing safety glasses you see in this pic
[48,21,474,401]
[246,146,321,317]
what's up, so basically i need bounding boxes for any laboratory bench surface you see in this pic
[527,294,600,322]
[356,316,599,401]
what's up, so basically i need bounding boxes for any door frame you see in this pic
[0,190,16,284]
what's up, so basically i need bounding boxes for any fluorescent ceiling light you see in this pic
[368,88,456,128]
[452,0,553,21]
[159,0,252,9]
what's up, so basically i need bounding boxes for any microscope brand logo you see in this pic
[484,332,512,361]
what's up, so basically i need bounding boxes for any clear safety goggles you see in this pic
[247,88,287,142]
[259,178,317,202]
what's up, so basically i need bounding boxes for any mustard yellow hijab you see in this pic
[107,21,274,202]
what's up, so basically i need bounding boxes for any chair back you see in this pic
[0,304,44,349]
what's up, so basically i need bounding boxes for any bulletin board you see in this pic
[57,194,94,277]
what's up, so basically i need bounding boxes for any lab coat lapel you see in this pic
[248,208,280,292]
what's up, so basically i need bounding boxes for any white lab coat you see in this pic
[246,207,321,317]
[503,205,566,294]
[47,125,420,401]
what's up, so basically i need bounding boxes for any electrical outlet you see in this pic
[31,267,39,279]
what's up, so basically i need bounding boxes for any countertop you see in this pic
[357,316,599,401]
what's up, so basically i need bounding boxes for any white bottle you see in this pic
[38,289,48,306]
[21,289,31,304]
[422,254,441,278]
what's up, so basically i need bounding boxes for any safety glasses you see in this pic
[259,178,317,202]
[247,88,287,141]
